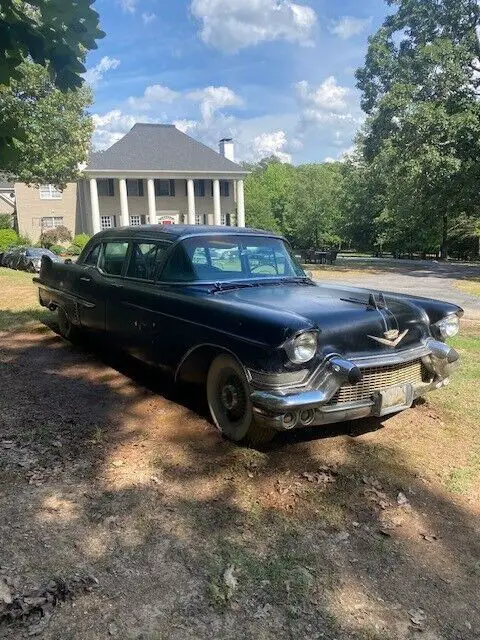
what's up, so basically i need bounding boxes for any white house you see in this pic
[77,123,249,234]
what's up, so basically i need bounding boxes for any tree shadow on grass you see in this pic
[0,317,479,639]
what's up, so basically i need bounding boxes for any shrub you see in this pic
[66,245,82,256]
[0,228,18,249]
[49,245,65,255]
[0,214,13,229]
[40,225,72,248]
[72,233,90,249]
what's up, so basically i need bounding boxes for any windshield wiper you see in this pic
[209,281,260,294]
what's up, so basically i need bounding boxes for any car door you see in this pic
[74,240,129,332]
[106,240,172,363]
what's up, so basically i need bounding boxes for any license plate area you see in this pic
[373,384,414,417]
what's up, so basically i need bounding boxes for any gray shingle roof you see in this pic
[87,124,247,174]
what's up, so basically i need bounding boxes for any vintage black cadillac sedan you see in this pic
[35,226,462,444]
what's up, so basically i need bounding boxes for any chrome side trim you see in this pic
[37,283,96,309]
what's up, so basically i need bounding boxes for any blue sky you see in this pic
[85,0,389,164]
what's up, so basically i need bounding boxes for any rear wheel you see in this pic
[57,307,80,341]
[206,354,275,446]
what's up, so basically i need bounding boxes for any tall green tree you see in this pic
[356,0,480,257]
[285,163,345,249]
[0,0,104,166]
[0,61,93,185]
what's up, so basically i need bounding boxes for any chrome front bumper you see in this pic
[250,339,459,431]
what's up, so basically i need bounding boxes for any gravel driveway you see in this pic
[315,259,480,319]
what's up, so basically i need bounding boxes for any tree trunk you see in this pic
[440,213,448,260]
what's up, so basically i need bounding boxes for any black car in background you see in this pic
[18,248,60,272]
[34,225,462,445]
[0,247,60,272]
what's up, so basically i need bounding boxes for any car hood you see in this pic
[210,281,442,357]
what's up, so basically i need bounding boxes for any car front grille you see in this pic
[327,359,430,405]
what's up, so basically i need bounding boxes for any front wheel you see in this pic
[206,354,275,446]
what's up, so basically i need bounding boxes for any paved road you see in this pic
[314,259,480,319]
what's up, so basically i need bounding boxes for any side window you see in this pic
[127,243,158,281]
[98,242,129,276]
[83,244,101,266]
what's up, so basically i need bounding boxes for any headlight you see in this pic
[434,314,460,339]
[284,331,318,364]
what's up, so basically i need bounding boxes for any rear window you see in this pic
[98,242,129,276]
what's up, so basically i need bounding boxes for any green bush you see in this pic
[50,244,65,255]
[72,233,90,249]
[40,225,72,248]
[66,245,82,256]
[0,214,13,230]
[0,228,18,249]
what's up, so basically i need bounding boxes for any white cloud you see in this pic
[127,85,180,110]
[252,131,291,163]
[91,110,139,149]
[119,0,138,13]
[330,16,371,40]
[142,11,156,24]
[190,0,317,53]
[187,86,243,123]
[296,77,349,113]
[84,56,121,88]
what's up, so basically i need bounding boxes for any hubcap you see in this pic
[221,384,239,410]
[218,373,246,422]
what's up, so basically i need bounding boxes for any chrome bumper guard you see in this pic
[250,339,459,431]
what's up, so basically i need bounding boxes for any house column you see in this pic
[119,178,129,226]
[236,179,245,227]
[147,178,156,223]
[187,179,196,224]
[213,179,221,226]
[89,178,101,235]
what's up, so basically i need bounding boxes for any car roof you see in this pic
[93,224,284,242]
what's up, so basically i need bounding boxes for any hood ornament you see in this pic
[368,328,409,347]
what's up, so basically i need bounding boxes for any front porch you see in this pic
[87,175,245,234]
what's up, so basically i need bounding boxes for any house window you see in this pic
[126,179,144,197]
[195,214,207,225]
[39,184,62,200]
[220,180,230,197]
[129,215,141,226]
[97,179,115,197]
[154,179,175,197]
[193,180,205,197]
[101,215,114,230]
[220,214,226,226]
[41,216,64,228]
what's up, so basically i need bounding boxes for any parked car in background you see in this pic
[34,225,462,445]
[0,246,61,272]
[18,247,60,272]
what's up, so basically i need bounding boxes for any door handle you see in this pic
[80,276,91,282]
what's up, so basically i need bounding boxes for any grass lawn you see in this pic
[1,265,480,639]
[455,278,480,297]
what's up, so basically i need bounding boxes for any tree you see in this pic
[244,159,295,233]
[285,163,346,250]
[0,0,104,90]
[356,0,480,258]
[0,61,93,185]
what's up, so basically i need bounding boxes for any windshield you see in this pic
[161,235,306,282]
[26,248,55,258]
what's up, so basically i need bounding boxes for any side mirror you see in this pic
[64,258,72,264]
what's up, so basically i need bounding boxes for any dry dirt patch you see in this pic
[0,268,479,639]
